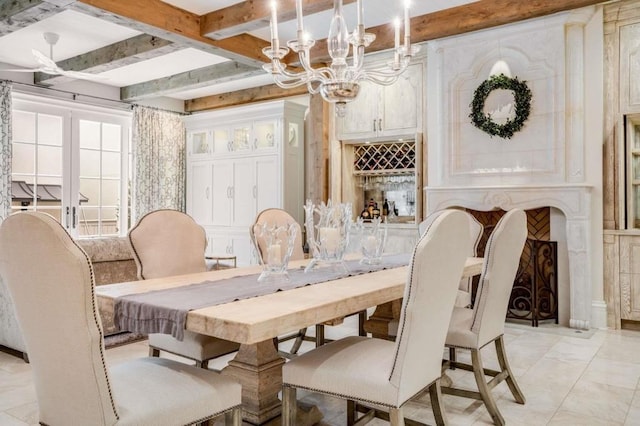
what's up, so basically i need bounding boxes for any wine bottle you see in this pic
[382,199,389,217]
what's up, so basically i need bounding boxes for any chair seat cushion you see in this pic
[148,331,239,362]
[445,307,479,349]
[283,336,402,407]
[110,357,241,425]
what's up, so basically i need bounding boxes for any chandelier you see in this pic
[262,0,419,117]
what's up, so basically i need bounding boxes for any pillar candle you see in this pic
[319,227,341,255]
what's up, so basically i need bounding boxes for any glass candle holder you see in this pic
[357,217,387,265]
[254,222,297,282]
[304,200,352,273]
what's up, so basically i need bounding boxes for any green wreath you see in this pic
[469,73,532,139]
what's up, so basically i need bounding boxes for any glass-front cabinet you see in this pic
[626,114,640,228]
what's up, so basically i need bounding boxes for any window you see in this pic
[11,94,131,238]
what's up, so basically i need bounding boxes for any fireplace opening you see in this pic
[466,207,559,327]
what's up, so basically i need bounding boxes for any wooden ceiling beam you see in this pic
[185,83,308,112]
[286,0,607,64]
[201,0,356,40]
[36,34,180,85]
[121,61,265,101]
[0,0,64,37]
[73,0,270,67]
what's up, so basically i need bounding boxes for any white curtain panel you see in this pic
[0,80,11,222]
[132,105,186,222]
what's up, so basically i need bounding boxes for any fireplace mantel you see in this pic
[425,184,594,329]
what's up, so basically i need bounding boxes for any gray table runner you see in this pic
[114,254,410,340]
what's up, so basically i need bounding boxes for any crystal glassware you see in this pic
[304,200,352,273]
[355,217,387,265]
[254,222,297,282]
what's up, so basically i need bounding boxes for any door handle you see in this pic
[206,187,210,199]
[72,206,78,228]
[65,206,70,228]
[373,119,376,132]
[378,118,382,132]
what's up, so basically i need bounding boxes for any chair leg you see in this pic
[282,386,297,426]
[347,400,357,426]
[471,348,505,426]
[315,324,325,347]
[224,407,242,426]
[149,347,160,357]
[428,379,448,426]
[358,310,367,336]
[22,352,29,364]
[389,407,405,426]
[290,328,307,355]
[449,347,456,369]
[195,359,209,369]
[495,335,525,404]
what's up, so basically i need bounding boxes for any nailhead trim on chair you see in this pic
[70,226,120,421]
[388,212,441,381]
[185,404,241,426]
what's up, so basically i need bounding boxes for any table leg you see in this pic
[221,340,323,425]
[363,299,402,340]
[222,340,284,424]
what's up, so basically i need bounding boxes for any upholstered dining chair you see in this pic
[442,208,528,426]
[250,208,367,355]
[129,209,239,369]
[0,212,242,426]
[281,209,472,426]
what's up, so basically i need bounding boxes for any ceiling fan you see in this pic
[1,32,107,82]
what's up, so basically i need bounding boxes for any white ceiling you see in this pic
[0,1,479,103]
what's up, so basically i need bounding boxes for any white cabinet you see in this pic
[337,61,424,140]
[184,100,306,266]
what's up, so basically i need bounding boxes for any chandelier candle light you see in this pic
[263,0,419,117]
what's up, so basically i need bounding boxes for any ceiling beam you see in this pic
[0,0,64,37]
[35,34,181,85]
[70,0,270,67]
[286,0,607,64]
[185,83,308,112]
[201,0,356,40]
[121,61,265,101]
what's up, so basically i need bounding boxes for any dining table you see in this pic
[96,255,483,425]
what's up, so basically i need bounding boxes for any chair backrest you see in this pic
[471,209,527,346]
[128,209,207,280]
[250,208,304,262]
[0,212,118,425]
[389,210,471,403]
[460,212,483,293]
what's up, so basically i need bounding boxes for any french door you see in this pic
[11,94,131,238]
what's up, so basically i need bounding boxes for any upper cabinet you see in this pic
[187,118,279,157]
[336,60,424,140]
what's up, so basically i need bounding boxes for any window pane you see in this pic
[12,143,35,175]
[101,180,120,206]
[78,207,99,237]
[80,178,100,207]
[79,120,101,149]
[80,149,100,178]
[101,152,120,179]
[12,111,36,143]
[101,207,119,235]
[38,114,63,146]
[36,145,62,176]
[102,123,121,151]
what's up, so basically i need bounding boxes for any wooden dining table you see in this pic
[96,256,483,425]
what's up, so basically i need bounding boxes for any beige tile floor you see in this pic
[1,320,639,426]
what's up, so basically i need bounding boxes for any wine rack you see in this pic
[353,141,415,175]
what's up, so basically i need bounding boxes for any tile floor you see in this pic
[1,320,639,425]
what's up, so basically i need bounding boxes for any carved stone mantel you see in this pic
[425,184,593,329]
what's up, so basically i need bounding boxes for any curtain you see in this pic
[132,105,186,222]
[0,81,12,222]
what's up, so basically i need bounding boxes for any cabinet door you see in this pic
[380,63,422,137]
[254,155,280,214]
[187,162,212,225]
[231,123,252,152]
[620,236,640,321]
[231,158,255,227]
[208,233,231,256]
[337,81,380,140]
[253,119,277,151]
[187,130,211,157]
[212,127,232,155]
[211,161,233,226]
[229,233,257,266]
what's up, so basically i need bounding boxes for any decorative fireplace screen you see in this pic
[507,238,559,326]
